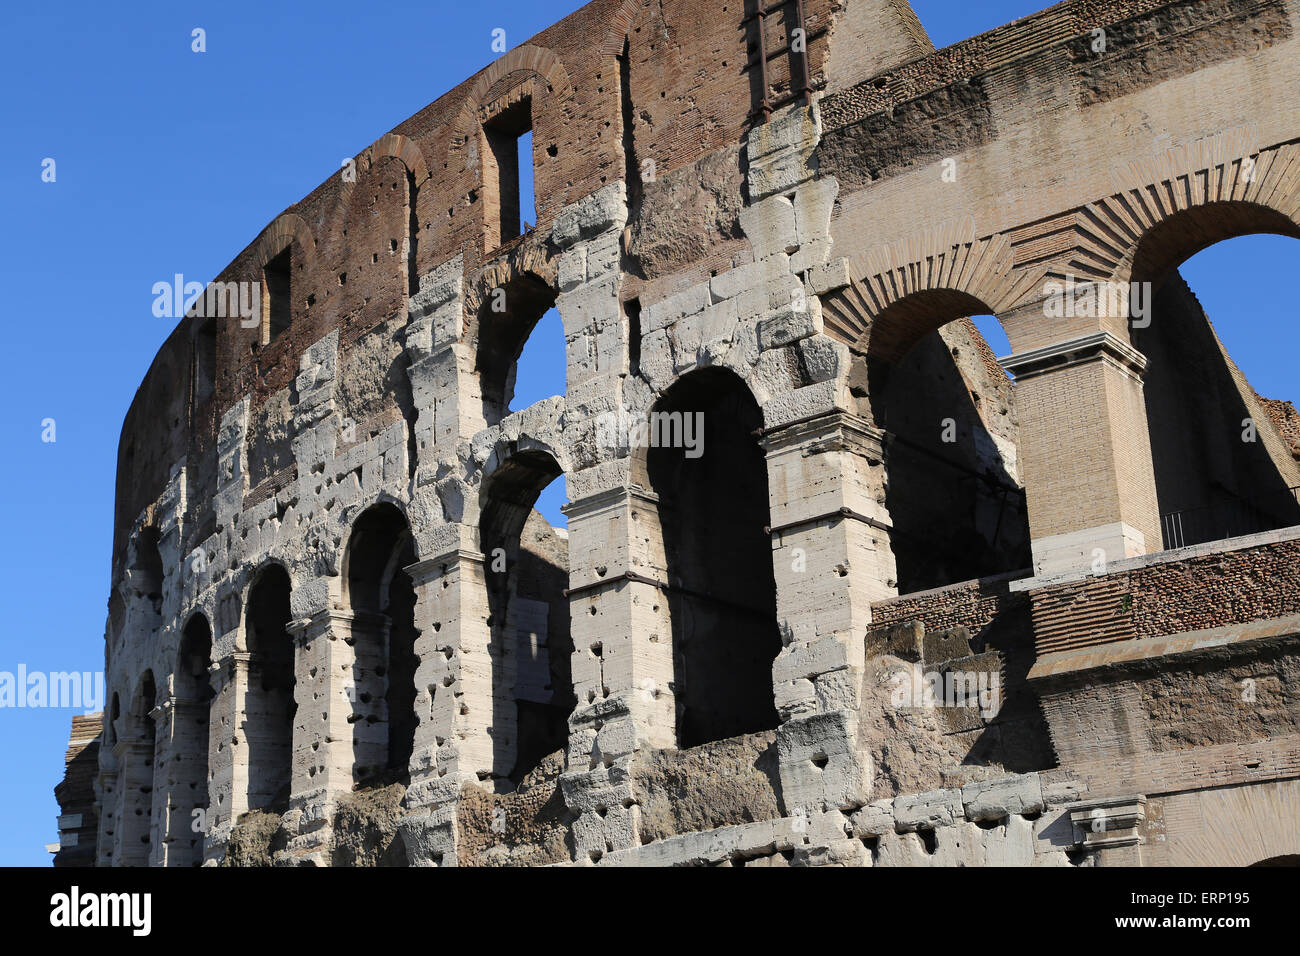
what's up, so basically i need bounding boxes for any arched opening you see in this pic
[473,273,562,426]
[511,307,566,414]
[342,503,419,784]
[859,296,1031,594]
[171,615,214,866]
[479,450,573,783]
[1128,212,1300,549]
[1251,854,1300,866]
[645,368,780,748]
[244,565,295,813]
[119,672,156,866]
[108,692,120,746]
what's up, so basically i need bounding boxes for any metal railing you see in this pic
[1160,485,1300,550]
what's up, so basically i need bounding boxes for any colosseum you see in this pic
[54,0,1300,867]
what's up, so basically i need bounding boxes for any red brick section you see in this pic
[112,0,843,568]
[1257,393,1300,461]
[1030,538,1300,656]
[871,574,1027,636]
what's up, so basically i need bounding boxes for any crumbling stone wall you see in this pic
[79,0,1300,868]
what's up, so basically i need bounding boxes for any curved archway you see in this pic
[1127,218,1300,549]
[244,564,295,813]
[472,270,561,425]
[342,503,419,784]
[864,303,1032,593]
[479,449,573,782]
[644,367,780,748]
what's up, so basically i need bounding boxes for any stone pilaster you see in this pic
[149,695,210,867]
[761,410,892,816]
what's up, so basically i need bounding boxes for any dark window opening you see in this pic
[483,98,533,249]
[479,452,573,783]
[344,504,419,784]
[194,319,217,407]
[245,565,295,812]
[618,38,641,214]
[625,297,642,376]
[869,318,1031,593]
[174,616,214,866]
[261,248,292,345]
[645,368,781,748]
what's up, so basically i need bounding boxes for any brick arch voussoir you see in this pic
[450,44,575,155]
[599,0,650,55]
[249,212,317,273]
[1091,136,1300,288]
[337,133,433,213]
[828,218,1046,359]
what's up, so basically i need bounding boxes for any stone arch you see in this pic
[249,212,317,274]
[339,133,432,204]
[640,366,781,747]
[452,45,575,149]
[467,258,561,426]
[798,223,1037,592]
[337,134,431,301]
[477,447,573,782]
[242,562,295,812]
[821,219,1045,361]
[1084,135,1300,290]
[340,501,420,782]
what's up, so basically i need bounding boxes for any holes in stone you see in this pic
[974,816,1005,830]
[811,753,829,769]
[338,272,347,286]
[917,828,939,855]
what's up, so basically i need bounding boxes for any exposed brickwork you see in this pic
[1030,538,1300,655]
[53,714,101,868]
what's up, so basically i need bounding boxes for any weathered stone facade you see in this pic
[56,0,1300,867]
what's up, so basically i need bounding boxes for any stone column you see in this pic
[391,542,496,866]
[93,746,120,867]
[281,609,369,862]
[405,542,498,798]
[149,695,209,867]
[202,652,248,862]
[554,482,676,860]
[760,410,894,816]
[1001,331,1161,576]
[114,736,155,866]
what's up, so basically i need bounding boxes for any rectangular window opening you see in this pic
[262,247,292,344]
[483,98,533,250]
[625,297,642,376]
[195,319,217,405]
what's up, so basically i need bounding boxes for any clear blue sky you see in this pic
[0,0,1293,866]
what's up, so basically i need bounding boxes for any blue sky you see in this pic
[0,0,1293,866]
